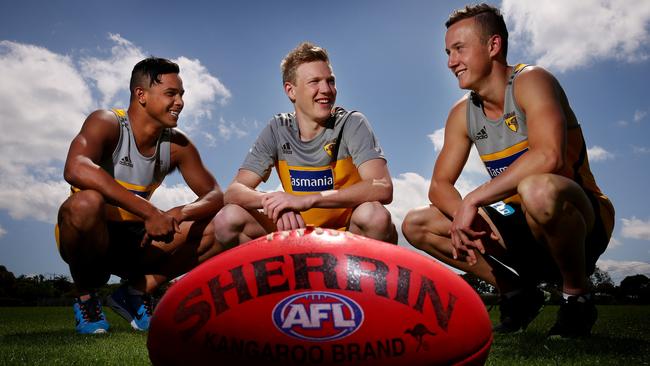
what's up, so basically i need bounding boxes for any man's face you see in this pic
[141,73,184,128]
[285,61,336,124]
[445,18,492,91]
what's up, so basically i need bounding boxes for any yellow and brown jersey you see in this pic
[241,107,385,229]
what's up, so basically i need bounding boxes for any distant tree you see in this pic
[460,273,496,294]
[591,267,616,295]
[619,274,650,303]
[0,265,16,297]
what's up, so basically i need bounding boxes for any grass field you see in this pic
[1,305,649,365]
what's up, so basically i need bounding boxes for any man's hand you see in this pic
[261,192,313,222]
[276,210,307,231]
[140,210,181,247]
[449,201,497,265]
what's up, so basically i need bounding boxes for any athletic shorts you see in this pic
[55,221,149,276]
[482,191,614,284]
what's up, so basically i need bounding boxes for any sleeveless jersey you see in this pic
[71,108,171,221]
[466,64,609,207]
[241,107,385,229]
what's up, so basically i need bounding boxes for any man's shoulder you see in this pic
[448,94,470,118]
[512,65,555,86]
[80,109,121,136]
[168,127,189,144]
[86,109,120,124]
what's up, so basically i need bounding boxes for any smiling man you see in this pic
[56,57,225,334]
[402,4,614,338]
[214,42,397,245]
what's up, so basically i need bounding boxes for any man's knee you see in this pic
[402,206,449,252]
[518,174,588,228]
[59,190,105,226]
[351,201,392,230]
[212,204,250,240]
[402,208,427,245]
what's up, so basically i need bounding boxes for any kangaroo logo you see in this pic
[405,323,436,351]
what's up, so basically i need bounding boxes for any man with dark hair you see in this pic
[56,57,225,334]
[402,4,614,338]
[213,41,397,245]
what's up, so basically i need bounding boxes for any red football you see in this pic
[148,228,492,365]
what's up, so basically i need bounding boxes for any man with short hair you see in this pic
[214,42,397,245]
[402,4,614,338]
[56,57,225,334]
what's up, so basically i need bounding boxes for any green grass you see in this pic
[1,305,649,365]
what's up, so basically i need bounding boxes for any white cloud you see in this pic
[428,128,489,176]
[150,184,198,211]
[0,40,93,167]
[634,109,647,122]
[0,41,93,223]
[596,259,650,285]
[388,172,431,228]
[0,225,6,238]
[0,36,235,224]
[621,217,650,240]
[632,145,650,154]
[79,33,145,107]
[587,145,614,162]
[174,56,231,130]
[502,0,650,72]
[216,116,248,140]
[608,236,623,249]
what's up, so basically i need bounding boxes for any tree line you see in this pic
[461,267,650,305]
[1,264,648,306]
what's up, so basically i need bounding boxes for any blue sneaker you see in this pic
[73,294,109,334]
[107,285,153,331]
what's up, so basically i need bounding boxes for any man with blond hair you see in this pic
[214,42,397,244]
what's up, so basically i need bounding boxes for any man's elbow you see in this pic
[376,179,393,205]
[543,152,565,174]
[63,166,81,187]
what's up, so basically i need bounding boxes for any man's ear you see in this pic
[487,34,502,58]
[284,81,296,103]
[135,87,146,105]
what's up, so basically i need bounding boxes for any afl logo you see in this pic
[272,291,364,342]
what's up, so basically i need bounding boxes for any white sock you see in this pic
[562,292,591,301]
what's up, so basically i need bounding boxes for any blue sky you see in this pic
[0,0,649,285]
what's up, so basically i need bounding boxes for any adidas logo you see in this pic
[281,142,292,155]
[119,156,134,168]
[475,126,488,140]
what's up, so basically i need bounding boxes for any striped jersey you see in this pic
[71,108,171,221]
[466,64,607,204]
[241,107,385,229]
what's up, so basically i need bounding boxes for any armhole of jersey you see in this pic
[160,128,171,174]
[110,108,126,163]
[509,64,530,117]
[465,94,475,142]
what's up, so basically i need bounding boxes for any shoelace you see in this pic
[79,297,104,322]
[142,296,153,316]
